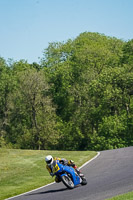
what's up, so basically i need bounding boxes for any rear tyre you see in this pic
[61,175,74,189]
[81,176,87,185]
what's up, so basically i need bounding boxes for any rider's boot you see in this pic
[74,166,84,177]
[69,160,84,177]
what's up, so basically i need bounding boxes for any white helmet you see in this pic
[45,155,53,166]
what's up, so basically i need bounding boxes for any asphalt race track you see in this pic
[7,147,133,200]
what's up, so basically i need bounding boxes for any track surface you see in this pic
[8,147,133,200]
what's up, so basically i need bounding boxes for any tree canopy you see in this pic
[0,32,133,150]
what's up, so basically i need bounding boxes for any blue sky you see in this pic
[0,0,133,64]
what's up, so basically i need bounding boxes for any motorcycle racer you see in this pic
[45,155,83,183]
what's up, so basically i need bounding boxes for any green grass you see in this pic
[0,148,97,200]
[106,191,133,200]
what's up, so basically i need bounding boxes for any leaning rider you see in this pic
[45,155,83,183]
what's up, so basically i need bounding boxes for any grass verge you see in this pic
[0,148,97,200]
[106,191,133,200]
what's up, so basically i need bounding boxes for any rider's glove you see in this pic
[70,160,74,164]
[68,160,75,167]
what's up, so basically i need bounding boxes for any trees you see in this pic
[1,32,133,150]
[0,59,59,149]
[42,32,133,150]
[0,57,14,147]
[10,64,59,149]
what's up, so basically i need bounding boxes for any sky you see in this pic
[0,0,133,64]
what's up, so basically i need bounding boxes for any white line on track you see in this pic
[6,152,100,200]
[79,152,100,169]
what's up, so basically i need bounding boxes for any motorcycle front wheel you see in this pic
[61,175,74,189]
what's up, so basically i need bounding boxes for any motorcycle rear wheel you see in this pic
[61,175,74,189]
[81,176,87,185]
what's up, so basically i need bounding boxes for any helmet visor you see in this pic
[46,158,52,165]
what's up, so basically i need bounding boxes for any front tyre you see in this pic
[61,175,74,189]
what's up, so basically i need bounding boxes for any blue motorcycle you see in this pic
[52,160,87,189]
